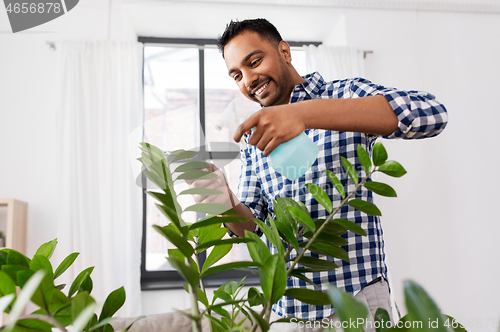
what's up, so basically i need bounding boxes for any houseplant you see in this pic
[138,141,466,332]
[0,231,4,248]
[0,239,140,332]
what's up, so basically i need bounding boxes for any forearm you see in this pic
[298,95,398,136]
[225,201,257,237]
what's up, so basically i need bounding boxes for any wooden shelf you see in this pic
[0,199,28,254]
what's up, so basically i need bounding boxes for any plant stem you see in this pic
[195,249,214,332]
[186,255,202,332]
[286,169,376,275]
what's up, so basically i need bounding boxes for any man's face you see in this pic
[223,31,294,107]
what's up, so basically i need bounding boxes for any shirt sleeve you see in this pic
[348,78,448,139]
[226,134,266,238]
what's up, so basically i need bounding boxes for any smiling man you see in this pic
[190,18,447,331]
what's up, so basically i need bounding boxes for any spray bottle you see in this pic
[215,98,319,181]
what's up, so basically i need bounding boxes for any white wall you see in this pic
[1,2,499,331]
[344,9,500,330]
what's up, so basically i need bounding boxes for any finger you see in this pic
[233,114,258,143]
[262,137,281,156]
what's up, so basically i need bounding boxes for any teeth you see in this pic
[255,82,269,95]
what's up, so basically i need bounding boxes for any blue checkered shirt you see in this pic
[235,72,448,320]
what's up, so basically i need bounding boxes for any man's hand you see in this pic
[184,163,258,237]
[184,164,236,210]
[233,103,306,156]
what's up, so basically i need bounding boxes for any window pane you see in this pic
[143,46,200,152]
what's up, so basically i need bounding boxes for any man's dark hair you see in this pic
[217,18,283,58]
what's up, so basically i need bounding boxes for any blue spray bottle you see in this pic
[216,98,319,181]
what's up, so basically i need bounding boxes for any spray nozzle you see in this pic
[215,98,256,133]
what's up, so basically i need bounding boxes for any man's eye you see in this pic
[233,74,241,81]
[250,58,261,67]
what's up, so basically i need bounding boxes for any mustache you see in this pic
[248,78,271,96]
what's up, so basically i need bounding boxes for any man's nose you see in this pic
[243,71,258,89]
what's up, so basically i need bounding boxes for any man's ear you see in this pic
[278,40,292,63]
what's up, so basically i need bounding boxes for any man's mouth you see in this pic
[253,81,269,96]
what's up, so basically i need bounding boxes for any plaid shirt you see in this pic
[235,72,448,320]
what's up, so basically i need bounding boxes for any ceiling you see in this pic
[117,0,500,41]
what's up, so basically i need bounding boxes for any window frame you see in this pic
[138,36,320,290]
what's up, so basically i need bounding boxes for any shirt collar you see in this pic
[291,72,326,99]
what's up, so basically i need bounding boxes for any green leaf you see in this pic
[184,203,232,215]
[100,286,126,321]
[71,291,96,321]
[348,199,382,216]
[326,170,346,199]
[88,317,117,331]
[174,161,210,172]
[308,243,349,262]
[189,214,247,230]
[305,183,333,213]
[202,244,232,272]
[182,284,209,307]
[274,198,299,234]
[378,160,407,178]
[0,294,15,315]
[153,201,184,232]
[54,252,79,280]
[245,231,271,265]
[247,287,266,307]
[2,264,28,284]
[196,238,254,252]
[289,270,321,289]
[357,144,372,174]
[6,249,30,267]
[314,219,348,236]
[200,261,258,278]
[284,207,316,232]
[374,308,391,332]
[284,288,331,306]
[332,218,367,236]
[176,170,217,180]
[167,256,199,287]
[170,150,197,163]
[276,197,308,214]
[78,273,93,295]
[153,225,194,258]
[0,271,16,297]
[178,188,224,196]
[68,267,94,298]
[260,254,287,304]
[246,306,270,332]
[372,142,388,166]
[327,285,369,332]
[213,288,232,303]
[364,181,397,197]
[273,216,299,252]
[341,156,359,184]
[197,224,227,245]
[297,256,338,272]
[404,280,449,332]
[34,239,58,260]
[4,270,45,332]
[72,303,98,332]
[252,218,285,257]
[303,231,348,246]
[29,255,54,278]
[139,142,166,160]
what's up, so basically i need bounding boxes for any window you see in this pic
[139,37,317,289]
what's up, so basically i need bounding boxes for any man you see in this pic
[188,18,447,330]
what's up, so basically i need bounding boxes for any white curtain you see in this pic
[303,45,365,81]
[56,41,143,316]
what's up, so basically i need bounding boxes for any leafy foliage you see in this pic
[0,240,134,332]
[138,141,465,332]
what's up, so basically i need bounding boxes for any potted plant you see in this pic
[0,231,5,248]
[138,141,467,332]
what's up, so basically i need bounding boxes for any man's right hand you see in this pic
[184,163,257,237]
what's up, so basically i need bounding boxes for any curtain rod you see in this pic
[46,40,373,58]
